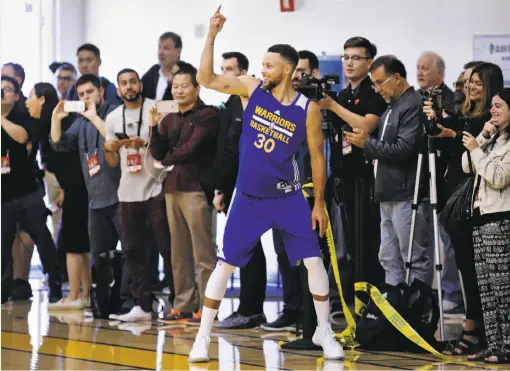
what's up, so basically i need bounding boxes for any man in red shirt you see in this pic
[150,65,219,324]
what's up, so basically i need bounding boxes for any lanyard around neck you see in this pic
[122,98,145,137]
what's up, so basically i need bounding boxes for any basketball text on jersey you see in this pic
[249,105,296,149]
[236,84,310,198]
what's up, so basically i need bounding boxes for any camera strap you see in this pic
[122,97,145,137]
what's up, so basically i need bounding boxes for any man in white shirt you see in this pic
[141,32,195,101]
[103,68,173,322]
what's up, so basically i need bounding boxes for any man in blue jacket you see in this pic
[66,43,121,106]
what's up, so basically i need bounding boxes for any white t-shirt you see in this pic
[105,98,164,202]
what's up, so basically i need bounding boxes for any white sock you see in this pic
[304,257,331,326]
[197,306,218,338]
[313,299,331,327]
[197,261,236,338]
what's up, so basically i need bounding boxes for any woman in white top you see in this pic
[462,87,510,364]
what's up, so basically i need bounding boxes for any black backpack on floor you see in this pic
[355,279,439,353]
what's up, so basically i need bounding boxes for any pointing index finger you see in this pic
[215,5,221,14]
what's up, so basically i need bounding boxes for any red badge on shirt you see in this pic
[87,155,101,177]
[355,98,360,105]
[127,153,142,173]
[1,152,11,175]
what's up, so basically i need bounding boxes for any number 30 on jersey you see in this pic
[253,133,275,153]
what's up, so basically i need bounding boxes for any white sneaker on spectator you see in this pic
[116,306,151,322]
[443,300,465,318]
[312,322,345,360]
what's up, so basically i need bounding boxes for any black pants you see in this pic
[274,230,301,313]
[447,220,483,322]
[1,192,59,278]
[237,240,267,316]
[120,199,173,312]
[89,204,133,309]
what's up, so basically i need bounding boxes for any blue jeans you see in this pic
[379,201,431,286]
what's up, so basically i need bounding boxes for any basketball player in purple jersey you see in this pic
[189,6,344,362]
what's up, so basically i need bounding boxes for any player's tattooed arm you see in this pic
[197,6,258,97]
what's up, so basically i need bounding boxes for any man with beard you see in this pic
[102,69,173,322]
[188,7,344,362]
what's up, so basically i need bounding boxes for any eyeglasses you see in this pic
[453,81,464,89]
[371,76,393,90]
[57,76,74,82]
[2,87,15,94]
[342,55,370,62]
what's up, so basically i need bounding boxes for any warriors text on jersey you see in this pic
[235,82,310,197]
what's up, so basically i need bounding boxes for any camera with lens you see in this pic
[298,74,340,101]
[422,88,444,136]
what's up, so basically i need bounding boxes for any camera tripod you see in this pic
[406,133,445,341]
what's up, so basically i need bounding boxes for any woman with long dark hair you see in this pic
[26,83,91,309]
[424,62,504,357]
[461,88,510,364]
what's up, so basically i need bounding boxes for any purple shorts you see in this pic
[218,189,321,268]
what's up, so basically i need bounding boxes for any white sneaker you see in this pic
[189,334,211,363]
[312,323,345,360]
[116,306,152,322]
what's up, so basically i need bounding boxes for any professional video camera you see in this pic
[298,74,340,101]
[422,88,444,136]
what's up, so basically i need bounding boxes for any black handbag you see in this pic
[439,152,475,231]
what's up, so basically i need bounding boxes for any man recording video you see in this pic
[317,37,387,295]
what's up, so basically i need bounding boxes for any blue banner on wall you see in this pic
[473,34,510,87]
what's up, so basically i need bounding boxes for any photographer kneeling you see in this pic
[423,62,504,357]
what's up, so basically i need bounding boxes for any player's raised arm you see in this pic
[197,6,258,97]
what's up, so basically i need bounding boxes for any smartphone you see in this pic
[115,132,130,140]
[64,100,85,113]
[156,100,179,113]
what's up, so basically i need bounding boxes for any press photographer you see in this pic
[344,55,431,287]
[317,37,386,296]
[422,62,504,357]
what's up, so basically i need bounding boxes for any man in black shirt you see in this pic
[416,51,455,115]
[1,76,62,303]
[416,51,463,315]
[318,37,387,302]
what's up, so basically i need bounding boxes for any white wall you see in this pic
[83,0,510,105]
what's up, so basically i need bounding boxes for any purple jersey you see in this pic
[235,82,310,197]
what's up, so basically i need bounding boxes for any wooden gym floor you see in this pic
[1,286,508,371]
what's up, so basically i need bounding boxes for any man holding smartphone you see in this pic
[103,68,174,322]
[50,74,130,313]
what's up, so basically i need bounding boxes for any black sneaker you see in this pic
[48,274,62,303]
[260,310,296,332]
[214,312,267,329]
[10,279,33,300]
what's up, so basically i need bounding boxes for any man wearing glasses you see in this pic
[344,55,431,288]
[54,63,77,100]
[318,37,387,304]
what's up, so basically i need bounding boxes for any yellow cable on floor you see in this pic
[302,183,358,349]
